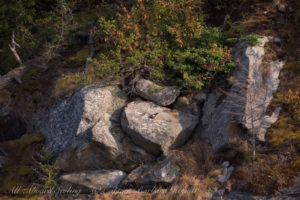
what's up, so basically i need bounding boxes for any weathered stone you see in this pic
[193,92,207,103]
[135,79,180,106]
[173,97,200,116]
[221,161,230,168]
[57,137,154,172]
[60,170,126,192]
[240,58,284,141]
[122,157,180,187]
[218,166,234,182]
[196,37,284,151]
[201,90,222,127]
[121,101,199,155]
[36,85,154,172]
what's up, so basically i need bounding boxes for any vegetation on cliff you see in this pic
[0,0,299,199]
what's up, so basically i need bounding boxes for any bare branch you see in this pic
[84,19,100,72]
[8,32,22,66]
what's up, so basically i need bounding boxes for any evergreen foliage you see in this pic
[0,0,257,90]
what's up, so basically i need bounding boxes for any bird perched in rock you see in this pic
[149,113,159,119]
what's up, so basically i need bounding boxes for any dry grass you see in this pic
[0,133,45,193]
[231,151,300,195]
[93,175,210,200]
[168,139,214,177]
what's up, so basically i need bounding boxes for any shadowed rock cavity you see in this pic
[0,111,27,142]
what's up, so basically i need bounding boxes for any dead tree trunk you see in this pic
[84,20,99,72]
[8,32,22,66]
[0,32,26,89]
[0,65,26,90]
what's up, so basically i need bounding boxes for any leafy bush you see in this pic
[91,0,235,90]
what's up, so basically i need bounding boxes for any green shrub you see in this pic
[91,0,236,90]
[36,148,59,190]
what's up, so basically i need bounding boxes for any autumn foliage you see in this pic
[91,0,235,90]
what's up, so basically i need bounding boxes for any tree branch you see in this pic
[8,32,22,66]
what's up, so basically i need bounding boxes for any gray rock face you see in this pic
[218,166,234,182]
[193,92,207,103]
[37,85,154,172]
[235,39,285,141]
[60,170,126,192]
[197,37,284,151]
[201,90,222,127]
[122,157,180,187]
[121,101,199,155]
[135,79,180,106]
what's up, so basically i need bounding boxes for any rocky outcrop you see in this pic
[201,90,222,127]
[60,170,126,192]
[37,85,154,172]
[234,38,284,141]
[135,79,180,106]
[197,37,284,151]
[122,157,180,188]
[121,101,199,155]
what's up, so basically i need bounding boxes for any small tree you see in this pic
[8,32,23,66]
[33,148,59,190]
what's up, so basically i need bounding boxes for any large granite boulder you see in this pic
[36,85,154,172]
[197,37,284,151]
[121,101,199,155]
[122,157,180,188]
[60,170,126,192]
[135,79,180,106]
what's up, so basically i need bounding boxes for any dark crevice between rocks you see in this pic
[0,111,27,142]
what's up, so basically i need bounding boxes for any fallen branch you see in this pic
[0,64,27,90]
[0,32,27,90]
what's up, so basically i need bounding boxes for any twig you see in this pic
[8,32,22,66]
